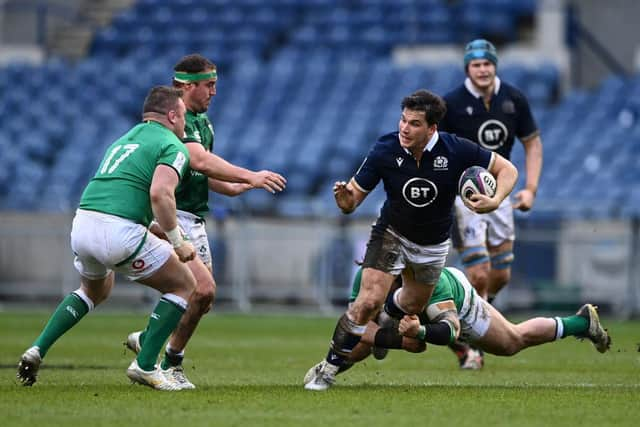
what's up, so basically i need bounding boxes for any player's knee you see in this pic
[351,298,383,324]
[460,246,490,270]
[490,251,514,274]
[467,269,490,290]
[192,281,215,310]
[398,299,425,315]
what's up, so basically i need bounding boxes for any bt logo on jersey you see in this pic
[402,178,438,208]
[477,119,508,150]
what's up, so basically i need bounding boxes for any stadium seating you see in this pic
[3,0,638,220]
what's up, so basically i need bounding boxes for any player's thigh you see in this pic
[399,271,436,312]
[485,199,515,248]
[357,228,403,311]
[452,196,489,250]
[137,252,196,297]
[473,304,520,355]
[352,267,395,316]
[80,272,115,303]
[177,211,212,269]
[187,255,216,295]
[399,236,449,311]
[72,210,150,282]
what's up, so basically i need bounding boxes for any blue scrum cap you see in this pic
[464,39,498,68]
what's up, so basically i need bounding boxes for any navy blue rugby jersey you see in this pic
[353,131,493,245]
[439,78,538,160]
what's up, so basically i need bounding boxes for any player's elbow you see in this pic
[150,184,174,205]
[189,153,208,173]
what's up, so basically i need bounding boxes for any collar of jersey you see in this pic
[401,130,439,155]
[464,76,501,98]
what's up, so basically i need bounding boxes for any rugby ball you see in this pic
[458,166,496,203]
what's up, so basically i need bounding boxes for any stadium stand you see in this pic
[1,0,637,220]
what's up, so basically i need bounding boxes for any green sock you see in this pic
[560,315,589,338]
[139,330,147,346]
[136,298,185,371]
[33,293,90,357]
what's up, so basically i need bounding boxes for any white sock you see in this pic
[554,317,564,340]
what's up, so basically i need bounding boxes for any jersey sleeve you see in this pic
[512,88,539,140]
[348,268,363,303]
[428,274,455,305]
[352,146,381,193]
[183,119,201,144]
[458,136,493,170]
[158,142,190,180]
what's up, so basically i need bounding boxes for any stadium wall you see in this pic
[0,213,637,317]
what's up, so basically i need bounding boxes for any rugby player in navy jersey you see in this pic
[304,89,518,391]
[439,40,543,369]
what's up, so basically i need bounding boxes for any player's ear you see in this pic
[167,109,177,124]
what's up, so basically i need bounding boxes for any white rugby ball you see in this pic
[458,166,496,203]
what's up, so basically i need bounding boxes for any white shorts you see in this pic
[447,267,492,342]
[362,226,450,284]
[70,209,173,281]
[176,210,212,268]
[452,196,515,249]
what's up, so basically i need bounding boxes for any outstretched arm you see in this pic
[208,178,252,196]
[186,143,286,194]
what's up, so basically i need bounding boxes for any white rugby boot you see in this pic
[126,359,182,391]
[165,365,196,390]
[304,360,339,391]
[124,331,142,354]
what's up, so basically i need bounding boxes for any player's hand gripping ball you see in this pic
[458,166,496,204]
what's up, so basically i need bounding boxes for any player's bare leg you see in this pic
[473,302,611,355]
[487,241,514,300]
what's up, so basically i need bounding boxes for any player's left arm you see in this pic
[513,134,543,211]
[470,153,518,214]
[186,143,286,194]
[208,178,252,196]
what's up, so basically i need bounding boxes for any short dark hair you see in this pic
[142,86,183,115]
[401,89,447,126]
[173,54,216,73]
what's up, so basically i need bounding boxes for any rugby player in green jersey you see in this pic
[18,86,198,391]
[125,54,286,389]
[305,266,611,385]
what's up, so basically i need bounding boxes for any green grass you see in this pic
[1,311,639,427]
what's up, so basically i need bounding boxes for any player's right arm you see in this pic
[186,143,286,194]
[208,178,253,196]
[399,300,461,345]
[333,178,367,214]
[150,164,195,262]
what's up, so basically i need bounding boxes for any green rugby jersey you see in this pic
[79,121,190,226]
[175,109,215,218]
[349,267,466,313]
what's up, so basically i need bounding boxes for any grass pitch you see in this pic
[1,310,639,427]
